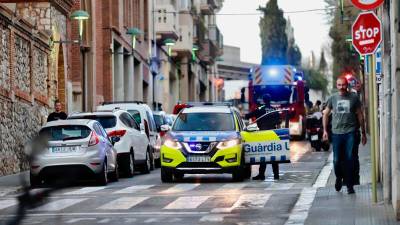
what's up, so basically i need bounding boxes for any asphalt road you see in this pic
[0,141,330,225]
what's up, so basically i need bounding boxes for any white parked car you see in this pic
[31,119,119,187]
[97,101,160,169]
[68,110,151,176]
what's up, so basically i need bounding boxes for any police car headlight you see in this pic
[164,139,182,149]
[216,139,240,150]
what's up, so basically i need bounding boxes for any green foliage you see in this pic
[319,50,327,72]
[287,44,302,66]
[259,0,288,65]
[327,0,361,89]
[303,68,329,94]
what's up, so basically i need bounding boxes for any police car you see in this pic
[160,103,291,182]
[160,103,249,182]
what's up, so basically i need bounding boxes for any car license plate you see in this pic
[187,156,211,162]
[51,146,78,153]
[311,135,319,141]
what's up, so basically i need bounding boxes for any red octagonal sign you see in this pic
[351,0,384,10]
[352,12,382,56]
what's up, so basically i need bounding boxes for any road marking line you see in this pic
[98,218,111,223]
[32,198,88,211]
[65,218,96,224]
[159,184,200,194]
[265,183,295,190]
[164,196,210,209]
[98,197,149,210]
[0,211,210,217]
[218,183,247,191]
[63,187,106,195]
[114,185,154,194]
[284,152,333,225]
[212,193,271,213]
[199,214,227,222]
[0,199,18,210]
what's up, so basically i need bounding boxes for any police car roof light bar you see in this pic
[101,101,144,105]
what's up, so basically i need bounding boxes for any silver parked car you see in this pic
[68,110,151,176]
[30,119,119,187]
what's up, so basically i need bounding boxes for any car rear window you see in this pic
[173,113,235,131]
[69,115,116,129]
[128,110,141,124]
[40,125,92,141]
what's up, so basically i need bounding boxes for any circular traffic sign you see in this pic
[351,0,384,10]
[352,12,382,55]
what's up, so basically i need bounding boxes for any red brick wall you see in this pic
[70,0,82,87]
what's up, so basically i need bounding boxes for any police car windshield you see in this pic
[173,113,235,131]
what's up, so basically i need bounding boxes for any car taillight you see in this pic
[88,131,100,146]
[108,130,127,137]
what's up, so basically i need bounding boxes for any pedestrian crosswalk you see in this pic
[0,182,300,214]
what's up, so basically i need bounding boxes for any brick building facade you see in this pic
[0,1,73,176]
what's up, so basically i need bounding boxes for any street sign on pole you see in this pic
[352,12,382,56]
[376,46,382,84]
[351,0,384,10]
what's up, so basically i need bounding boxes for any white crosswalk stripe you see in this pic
[212,193,271,213]
[159,184,200,194]
[164,196,210,209]
[97,197,149,210]
[218,183,247,191]
[114,185,154,194]
[265,183,295,190]
[63,187,106,195]
[0,199,18,210]
[33,198,88,211]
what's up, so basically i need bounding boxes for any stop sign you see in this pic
[352,12,382,56]
[351,0,384,10]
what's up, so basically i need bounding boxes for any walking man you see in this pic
[47,100,67,122]
[323,76,367,194]
[245,94,281,180]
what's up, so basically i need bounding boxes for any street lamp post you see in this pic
[126,27,143,50]
[163,38,176,56]
[70,10,89,111]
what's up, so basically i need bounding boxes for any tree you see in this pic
[319,50,327,72]
[286,18,302,66]
[326,0,360,88]
[259,0,288,65]
[303,68,329,95]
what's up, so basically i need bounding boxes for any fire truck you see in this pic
[249,65,307,139]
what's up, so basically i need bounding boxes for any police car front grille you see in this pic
[181,142,217,154]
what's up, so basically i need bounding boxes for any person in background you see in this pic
[311,100,322,113]
[245,94,281,180]
[47,100,67,122]
[323,76,367,194]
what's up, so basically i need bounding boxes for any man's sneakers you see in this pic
[335,178,343,192]
[347,186,355,194]
[252,174,265,180]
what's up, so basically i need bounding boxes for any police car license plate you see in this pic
[311,135,319,141]
[51,146,78,153]
[187,156,211,162]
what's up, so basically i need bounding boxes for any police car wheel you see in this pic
[161,166,173,182]
[232,167,244,182]
[174,172,184,180]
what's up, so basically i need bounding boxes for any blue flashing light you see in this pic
[268,68,278,76]
[293,68,297,72]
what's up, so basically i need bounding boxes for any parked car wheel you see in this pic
[30,173,41,188]
[96,160,108,186]
[109,164,119,182]
[141,150,151,174]
[125,152,135,177]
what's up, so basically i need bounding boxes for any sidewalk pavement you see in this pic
[305,140,400,225]
[0,171,28,196]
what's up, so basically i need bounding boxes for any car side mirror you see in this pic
[111,136,120,145]
[245,123,259,132]
[160,124,170,132]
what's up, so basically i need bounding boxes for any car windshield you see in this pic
[173,113,235,131]
[128,110,141,124]
[40,125,92,141]
[69,115,116,129]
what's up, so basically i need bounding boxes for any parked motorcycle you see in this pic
[306,112,323,151]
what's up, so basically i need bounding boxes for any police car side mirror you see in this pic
[160,124,170,132]
[245,124,259,132]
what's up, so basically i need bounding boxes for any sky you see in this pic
[216,0,331,65]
